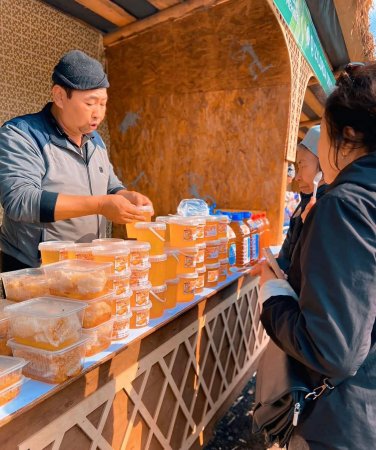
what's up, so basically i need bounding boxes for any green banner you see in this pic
[274,0,335,94]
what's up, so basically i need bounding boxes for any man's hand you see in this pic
[301,197,316,223]
[116,190,154,212]
[98,195,147,223]
[251,260,278,286]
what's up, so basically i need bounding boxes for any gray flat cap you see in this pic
[52,50,109,90]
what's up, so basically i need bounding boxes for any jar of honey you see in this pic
[177,273,198,303]
[150,284,167,319]
[130,302,152,329]
[196,266,206,294]
[219,258,229,282]
[205,240,220,264]
[133,222,166,255]
[205,262,220,288]
[149,254,167,286]
[165,278,179,310]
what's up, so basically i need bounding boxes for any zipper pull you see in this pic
[292,402,301,426]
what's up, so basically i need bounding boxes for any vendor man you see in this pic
[0,50,152,272]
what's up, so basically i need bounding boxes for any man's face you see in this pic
[295,147,320,194]
[54,87,108,135]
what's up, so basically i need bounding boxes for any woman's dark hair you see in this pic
[325,62,376,168]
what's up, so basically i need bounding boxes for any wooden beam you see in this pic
[75,0,136,27]
[298,129,306,139]
[104,0,230,47]
[300,110,310,122]
[300,118,321,128]
[304,89,324,117]
[147,0,181,10]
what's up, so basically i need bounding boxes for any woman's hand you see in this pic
[250,260,278,286]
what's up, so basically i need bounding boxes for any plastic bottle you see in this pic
[224,213,237,267]
[247,214,260,265]
[229,213,250,268]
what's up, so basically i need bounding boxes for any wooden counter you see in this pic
[0,271,268,450]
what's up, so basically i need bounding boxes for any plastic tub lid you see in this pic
[130,262,151,271]
[0,356,28,377]
[0,300,14,321]
[206,240,221,246]
[185,216,206,225]
[196,243,206,249]
[166,278,179,285]
[130,281,152,291]
[112,289,133,299]
[38,241,74,251]
[114,311,132,321]
[155,216,171,223]
[7,336,90,355]
[134,222,166,230]
[0,267,46,280]
[109,269,131,279]
[149,254,167,262]
[175,246,199,254]
[220,258,229,264]
[219,237,229,243]
[196,266,207,274]
[92,238,125,244]
[131,301,152,312]
[76,292,113,303]
[4,297,88,318]
[43,259,113,272]
[81,317,115,332]
[205,216,222,222]
[123,241,151,251]
[92,246,130,256]
[178,273,198,279]
[137,205,153,213]
[206,262,220,269]
[167,217,200,226]
[0,376,24,395]
[151,284,167,294]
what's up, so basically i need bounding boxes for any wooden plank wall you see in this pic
[105,0,291,244]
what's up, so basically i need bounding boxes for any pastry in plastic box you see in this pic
[82,294,113,328]
[44,260,113,300]
[1,268,49,302]
[5,297,86,350]
[8,337,88,384]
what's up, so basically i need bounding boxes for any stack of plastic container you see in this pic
[0,356,28,406]
[5,297,87,383]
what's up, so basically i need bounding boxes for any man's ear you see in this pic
[51,85,65,108]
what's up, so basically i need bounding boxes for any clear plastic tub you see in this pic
[174,247,199,274]
[167,217,199,248]
[188,217,206,244]
[82,318,114,356]
[5,297,86,350]
[0,301,14,356]
[150,284,167,319]
[109,270,131,296]
[0,356,27,391]
[130,282,151,307]
[130,302,152,329]
[196,266,206,294]
[133,222,166,255]
[218,238,229,258]
[219,258,229,282]
[195,243,206,269]
[205,263,220,288]
[1,268,50,302]
[165,248,179,279]
[110,290,132,316]
[92,245,130,273]
[149,254,167,286]
[130,263,150,286]
[38,241,75,264]
[177,273,198,303]
[81,293,113,329]
[165,278,179,310]
[204,216,219,241]
[67,243,97,261]
[0,377,24,407]
[112,312,132,340]
[8,337,88,384]
[126,206,154,238]
[123,241,151,266]
[205,240,220,264]
[44,260,113,300]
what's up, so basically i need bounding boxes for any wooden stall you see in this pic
[0,273,267,450]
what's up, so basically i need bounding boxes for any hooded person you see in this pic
[0,50,153,272]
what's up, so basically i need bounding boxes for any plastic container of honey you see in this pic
[1,268,50,302]
[188,216,206,244]
[165,278,179,310]
[204,216,219,241]
[112,312,132,340]
[44,260,113,300]
[173,246,198,274]
[150,284,167,319]
[38,241,74,265]
[130,263,150,286]
[0,356,28,391]
[0,301,14,356]
[8,337,88,384]
[5,297,86,350]
[124,241,151,266]
[130,282,151,307]
[126,206,154,238]
[196,243,206,269]
[149,254,167,286]
[219,258,229,282]
[67,243,96,261]
[196,266,206,294]
[130,302,152,329]
[81,293,113,328]
[167,217,199,248]
[109,270,131,296]
[205,240,220,264]
[110,290,132,316]
[205,263,220,288]
[82,318,114,356]
[165,248,179,279]
[217,215,231,239]
[133,222,166,255]
[92,245,130,273]
[0,377,24,407]
[218,238,229,259]
[177,273,198,303]
[155,216,172,241]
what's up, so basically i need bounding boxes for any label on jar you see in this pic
[208,269,219,282]
[206,247,219,260]
[197,250,205,264]
[183,228,197,241]
[196,275,205,289]
[135,291,149,306]
[219,243,227,255]
[113,279,128,295]
[114,320,130,338]
[183,280,196,294]
[184,255,196,268]
[217,223,227,234]
[197,226,204,239]
[228,243,236,265]
[250,234,260,261]
[114,256,129,273]
[136,311,148,327]
[243,237,251,264]
[205,224,217,238]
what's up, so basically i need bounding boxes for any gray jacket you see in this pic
[0,103,124,267]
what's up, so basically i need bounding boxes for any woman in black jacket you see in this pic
[259,63,376,449]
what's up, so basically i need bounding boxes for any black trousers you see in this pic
[0,251,31,273]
